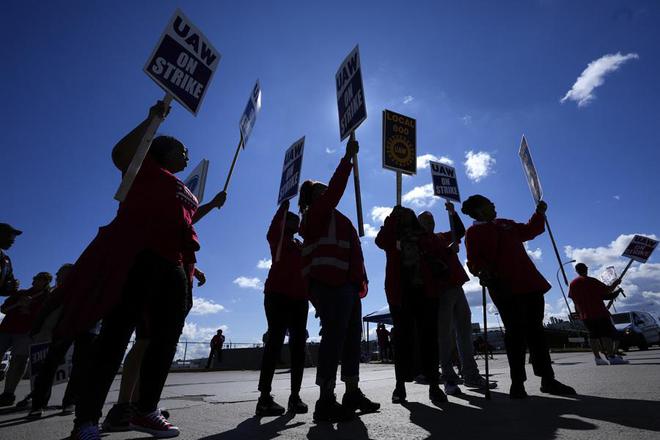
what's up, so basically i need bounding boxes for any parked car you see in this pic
[612,311,660,350]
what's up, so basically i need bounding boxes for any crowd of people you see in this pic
[0,99,626,439]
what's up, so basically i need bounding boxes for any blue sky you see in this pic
[3,0,659,352]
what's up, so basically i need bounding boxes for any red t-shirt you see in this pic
[436,232,470,289]
[0,287,49,334]
[568,276,610,320]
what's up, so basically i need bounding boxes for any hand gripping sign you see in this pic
[336,46,367,236]
[114,9,220,202]
[183,159,210,203]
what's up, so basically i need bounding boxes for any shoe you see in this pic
[15,396,31,409]
[429,385,448,403]
[391,385,406,404]
[444,382,462,396]
[61,404,75,415]
[255,394,286,417]
[313,395,355,423]
[342,389,380,414]
[594,358,609,366]
[509,382,528,399]
[464,375,497,389]
[607,356,629,365]
[413,374,429,385]
[540,378,577,396]
[159,408,170,419]
[27,408,43,419]
[287,394,308,414]
[0,392,16,407]
[101,403,133,432]
[129,410,180,438]
[70,423,101,440]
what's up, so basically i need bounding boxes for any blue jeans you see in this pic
[312,282,362,390]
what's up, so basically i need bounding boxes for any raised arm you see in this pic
[111,101,171,173]
[514,202,547,242]
[267,200,289,251]
[314,139,359,213]
[192,191,227,224]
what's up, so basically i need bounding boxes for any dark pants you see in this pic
[32,332,96,409]
[492,292,554,384]
[74,251,189,426]
[312,282,361,389]
[258,293,309,394]
[390,290,440,385]
[206,347,223,369]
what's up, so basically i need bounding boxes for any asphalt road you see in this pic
[1,348,659,439]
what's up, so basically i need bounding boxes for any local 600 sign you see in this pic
[144,9,221,115]
[336,46,366,140]
[382,110,416,175]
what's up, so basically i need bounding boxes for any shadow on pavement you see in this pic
[197,413,304,440]
[307,418,372,440]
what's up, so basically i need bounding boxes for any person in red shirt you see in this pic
[0,223,21,297]
[256,200,309,417]
[418,203,495,396]
[207,329,226,369]
[376,206,448,405]
[60,101,228,440]
[462,195,576,399]
[569,263,626,365]
[299,139,379,422]
[0,271,52,406]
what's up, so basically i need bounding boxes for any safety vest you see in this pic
[301,212,353,285]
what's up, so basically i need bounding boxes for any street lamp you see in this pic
[557,259,576,318]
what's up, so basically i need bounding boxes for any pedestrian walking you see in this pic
[207,329,225,369]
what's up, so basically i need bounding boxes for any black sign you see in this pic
[336,46,367,140]
[382,109,416,175]
[430,161,461,202]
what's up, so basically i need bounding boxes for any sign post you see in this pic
[518,135,572,315]
[336,46,367,236]
[383,109,416,205]
[115,9,221,201]
[183,159,210,203]
[430,161,461,241]
[223,81,263,193]
[275,137,305,261]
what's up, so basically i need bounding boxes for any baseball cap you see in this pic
[0,223,23,236]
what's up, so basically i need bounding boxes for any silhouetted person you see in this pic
[376,324,391,362]
[0,223,21,297]
[462,195,576,399]
[207,329,225,369]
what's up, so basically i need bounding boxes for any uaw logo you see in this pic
[386,135,414,169]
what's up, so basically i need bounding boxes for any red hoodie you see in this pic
[263,203,307,300]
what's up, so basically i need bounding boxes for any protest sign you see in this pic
[430,161,460,203]
[144,9,221,115]
[622,235,659,263]
[30,342,72,391]
[519,135,543,204]
[239,81,262,148]
[600,266,618,285]
[382,110,416,175]
[336,46,367,141]
[278,137,305,205]
[183,159,210,203]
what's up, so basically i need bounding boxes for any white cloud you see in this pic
[417,153,454,170]
[461,115,472,125]
[464,151,495,182]
[257,258,272,270]
[564,233,660,318]
[613,195,621,201]
[233,276,263,290]
[560,52,639,107]
[325,147,336,154]
[190,296,225,315]
[363,223,379,238]
[402,183,437,208]
[525,243,543,261]
[403,95,414,104]
[371,206,393,225]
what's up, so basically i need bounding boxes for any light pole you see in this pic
[556,259,576,318]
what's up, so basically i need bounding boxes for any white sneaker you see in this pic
[608,356,629,365]
[444,383,462,396]
[595,358,609,366]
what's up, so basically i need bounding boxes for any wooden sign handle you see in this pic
[350,132,365,237]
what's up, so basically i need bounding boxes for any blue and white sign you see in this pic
[183,159,209,203]
[519,135,543,204]
[336,46,367,141]
[430,161,461,202]
[278,137,305,205]
[239,81,262,148]
[144,9,221,115]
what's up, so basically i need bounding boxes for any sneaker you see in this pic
[540,378,577,396]
[15,395,31,409]
[159,408,170,419]
[594,358,609,366]
[429,385,448,403]
[61,404,75,415]
[391,385,406,404]
[287,394,308,414]
[101,403,133,432]
[130,410,180,438]
[509,382,528,399]
[607,356,629,365]
[0,392,16,407]
[413,374,429,385]
[27,408,43,419]
[313,395,355,423]
[342,389,380,414]
[70,423,101,440]
[255,394,286,417]
[444,382,462,396]
[464,375,497,389]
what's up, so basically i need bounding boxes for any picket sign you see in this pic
[115,9,221,202]
[518,135,572,316]
[336,46,367,237]
[382,109,417,204]
[430,161,460,242]
[274,137,305,262]
[30,342,73,391]
[183,159,210,203]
